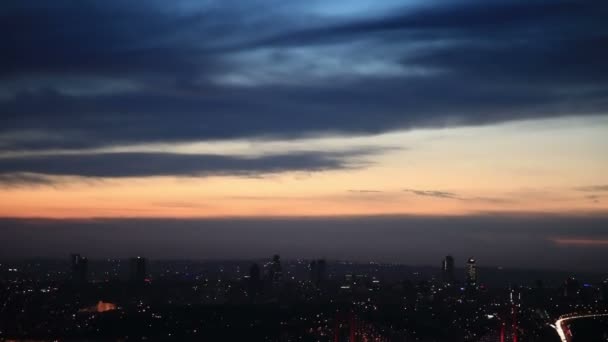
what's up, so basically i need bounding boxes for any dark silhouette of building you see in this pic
[465,257,477,287]
[70,253,88,284]
[130,256,147,284]
[601,279,608,302]
[442,255,455,285]
[268,254,283,287]
[310,259,327,288]
[248,263,262,300]
[563,276,580,299]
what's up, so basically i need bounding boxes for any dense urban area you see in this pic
[1,255,607,341]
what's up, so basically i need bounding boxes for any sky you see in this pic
[1,0,607,268]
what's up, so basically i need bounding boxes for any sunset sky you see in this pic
[1,0,607,266]
[1,115,607,218]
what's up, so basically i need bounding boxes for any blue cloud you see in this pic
[0,0,606,151]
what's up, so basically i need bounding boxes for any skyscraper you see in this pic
[248,263,261,299]
[268,254,283,286]
[316,259,326,286]
[130,256,147,284]
[309,259,327,288]
[563,277,580,299]
[466,257,477,287]
[70,253,88,284]
[600,279,608,302]
[442,255,455,285]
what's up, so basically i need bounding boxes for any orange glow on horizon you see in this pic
[0,173,606,219]
[1,117,607,219]
[551,238,608,246]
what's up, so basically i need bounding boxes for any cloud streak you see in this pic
[551,238,608,247]
[403,189,460,199]
[0,149,382,182]
[577,185,608,192]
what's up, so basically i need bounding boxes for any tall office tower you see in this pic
[309,260,317,283]
[70,253,81,270]
[269,254,283,286]
[78,257,88,283]
[442,255,455,285]
[248,263,261,299]
[309,259,327,287]
[465,257,477,287]
[70,253,88,283]
[600,279,608,302]
[316,259,327,286]
[130,256,147,284]
[563,277,580,299]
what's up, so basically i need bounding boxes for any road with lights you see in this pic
[554,313,608,342]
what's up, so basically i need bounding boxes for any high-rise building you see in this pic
[70,253,88,284]
[316,259,326,286]
[600,279,608,302]
[248,263,261,299]
[70,253,81,269]
[130,256,147,284]
[563,277,580,299]
[268,254,283,286]
[465,257,477,287]
[309,259,327,288]
[442,255,455,285]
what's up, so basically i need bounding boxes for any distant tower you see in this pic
[466,257,477,287]
[70,253,88,284]
[309,259,327,288]
[79,257,88,283]
[600,279,608,302]
[442,255,455,285]
[269,254,283,286]
[563,277,580,299]
[250,263,261,281]
[248,263,261,299]
[309,260,317,283]
[316,259,326,286]
[130,256,147,284]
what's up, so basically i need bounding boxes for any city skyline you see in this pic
[2,215,608,272]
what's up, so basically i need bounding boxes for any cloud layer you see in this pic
[1,0,607,151]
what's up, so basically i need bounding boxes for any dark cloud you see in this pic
[0,173,54,188]
[403,189,460,199]
[0,0,607,151]
[1,214,608,271]
[403,189,513,204]
[0,2,224,78]
[259,1,605,46]
[577,185,608,192]
[0,149,380,181]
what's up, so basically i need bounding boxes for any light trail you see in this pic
[554,313,608,342]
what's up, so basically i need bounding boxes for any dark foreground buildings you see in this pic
[0,253,607,341]
[69,253,88,284]
[130,256,147,284]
